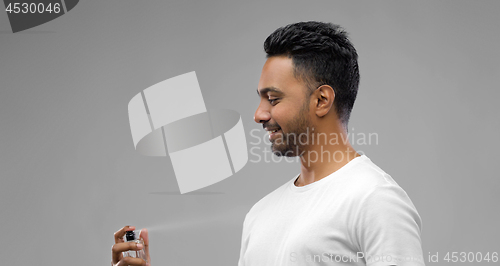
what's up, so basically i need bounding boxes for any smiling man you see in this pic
[238,22,425,266]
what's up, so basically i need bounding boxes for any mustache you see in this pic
[263,122,281,130]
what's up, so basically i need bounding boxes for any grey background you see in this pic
[1,0,499,265]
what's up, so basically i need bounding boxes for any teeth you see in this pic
[267,129,279,134]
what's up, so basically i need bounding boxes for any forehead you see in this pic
[258,56,306,95]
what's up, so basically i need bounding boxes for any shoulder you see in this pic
[329,155,404,198]
[317,155,422,237]
[341,155,420,217]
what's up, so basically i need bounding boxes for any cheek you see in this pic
[271,106,294,128]
[270,109,284,125]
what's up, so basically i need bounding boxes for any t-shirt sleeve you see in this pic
[354,183,425,266]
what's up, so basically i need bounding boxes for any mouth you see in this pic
[267,128,282,140]
[267,128,280,135]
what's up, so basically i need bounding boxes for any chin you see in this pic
[271,144,301,157]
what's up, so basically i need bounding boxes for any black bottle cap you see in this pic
[125,230,136,241]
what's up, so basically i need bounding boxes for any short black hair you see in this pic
[264,21,360,127]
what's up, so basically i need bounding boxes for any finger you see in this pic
[139,228,150,265]
[112,242,144,253]
[112,242,144,264]
[114,225,136,243]
[139,228,149,246]
[116,256,147,266]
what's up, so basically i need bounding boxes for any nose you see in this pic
[254,101,271,124]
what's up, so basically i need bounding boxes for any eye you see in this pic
[268,98,280,105]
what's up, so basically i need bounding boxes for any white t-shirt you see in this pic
[238,155,425,266]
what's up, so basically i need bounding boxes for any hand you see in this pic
[112,226,151,266]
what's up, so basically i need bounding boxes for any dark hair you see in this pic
[264,21,360,127]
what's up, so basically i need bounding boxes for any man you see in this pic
[239,22,424,266]
[111,21,425,266]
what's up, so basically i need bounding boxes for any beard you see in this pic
[271,101,312,157]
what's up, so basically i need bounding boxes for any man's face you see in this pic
[255,56,313,157]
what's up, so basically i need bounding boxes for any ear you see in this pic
[313,85,335,118]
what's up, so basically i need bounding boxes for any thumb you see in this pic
[139,228,149,246]
[139,228,151,266]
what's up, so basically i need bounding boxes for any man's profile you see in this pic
[111,21,424,266]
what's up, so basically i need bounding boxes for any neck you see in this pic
[295,127,360,187]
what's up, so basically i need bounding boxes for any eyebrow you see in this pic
[257,87,284,96]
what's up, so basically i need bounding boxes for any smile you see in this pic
[267,128,282,141]
[267,128,280,135]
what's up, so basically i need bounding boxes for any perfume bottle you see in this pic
[123,230,147,263]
